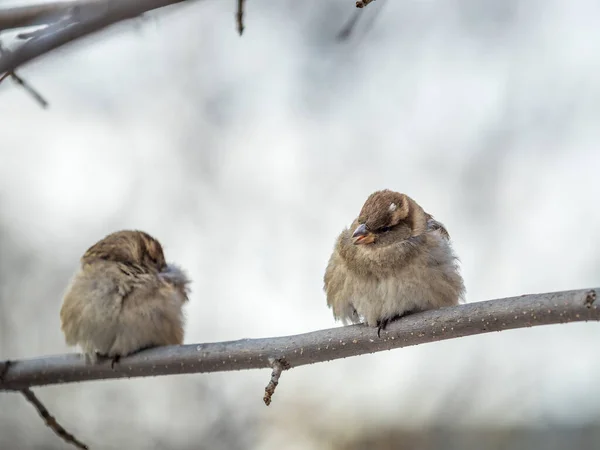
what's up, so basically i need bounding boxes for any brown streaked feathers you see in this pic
[324,190,465,336]
[60,230,190,364]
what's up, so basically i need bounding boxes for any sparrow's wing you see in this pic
[159,263,191,300]
[425,213,450,240]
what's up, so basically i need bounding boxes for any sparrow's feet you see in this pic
[0,360,11,382]
[376,311,416,338]
[91,352,121,368]
[108,345,155,368]
[376,318,393,338]
[351,307,360,322]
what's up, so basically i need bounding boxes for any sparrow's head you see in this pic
[351,190,427,247]
[82,230,167,271]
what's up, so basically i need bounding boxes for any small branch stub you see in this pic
[263,358,289,406]
[356,0,376,8]
[585,289,596,308]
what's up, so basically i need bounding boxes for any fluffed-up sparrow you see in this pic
[60,230,190,365]
[324,190,465,336]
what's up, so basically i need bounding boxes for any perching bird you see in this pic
[324,190,465,336]
[60,230,191,365]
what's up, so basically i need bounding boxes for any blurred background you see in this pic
[1,0,600,448]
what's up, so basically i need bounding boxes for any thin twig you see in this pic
[19,388,89,449]
[236,0,245,35]
[337,0,387,42]
[336,10,361,41]
[6,70,49,107]
[1,288,598,391]
[0,41,49,108]
[356,0,376,8]
[263,358,289,406]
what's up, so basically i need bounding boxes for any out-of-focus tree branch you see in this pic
[0,1,78,31]
[0,0,197,76]
[0,40,48,106]
[1,288,598,391]
[336,0,386,42]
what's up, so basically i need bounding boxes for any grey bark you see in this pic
[1,288,598,391]
[0,0,195,75]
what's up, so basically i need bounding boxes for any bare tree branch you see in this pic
[1,288,598,393]
[0,0,196,76]
[0,0,78,32]
[18,388,89,449]
[236,0,245,36]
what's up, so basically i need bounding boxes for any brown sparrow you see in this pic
[60,230,191,365]
[324,190,465,336]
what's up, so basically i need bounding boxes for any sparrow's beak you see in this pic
[352,223,375,245]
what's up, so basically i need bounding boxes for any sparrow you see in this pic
[60,230,191,365]
[324,190,465,336]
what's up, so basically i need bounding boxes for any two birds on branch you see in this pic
[60,190,465,364]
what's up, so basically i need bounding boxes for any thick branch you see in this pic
[0,288,598,391]
[0,1,77,31]
[0,0,195,76]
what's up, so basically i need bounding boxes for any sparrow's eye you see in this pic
[379,226,392,233]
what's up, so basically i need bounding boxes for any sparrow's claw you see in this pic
[95,352,120,368]
[0,360,11,382]
[377,318,390,338]
[376,311,417,338]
